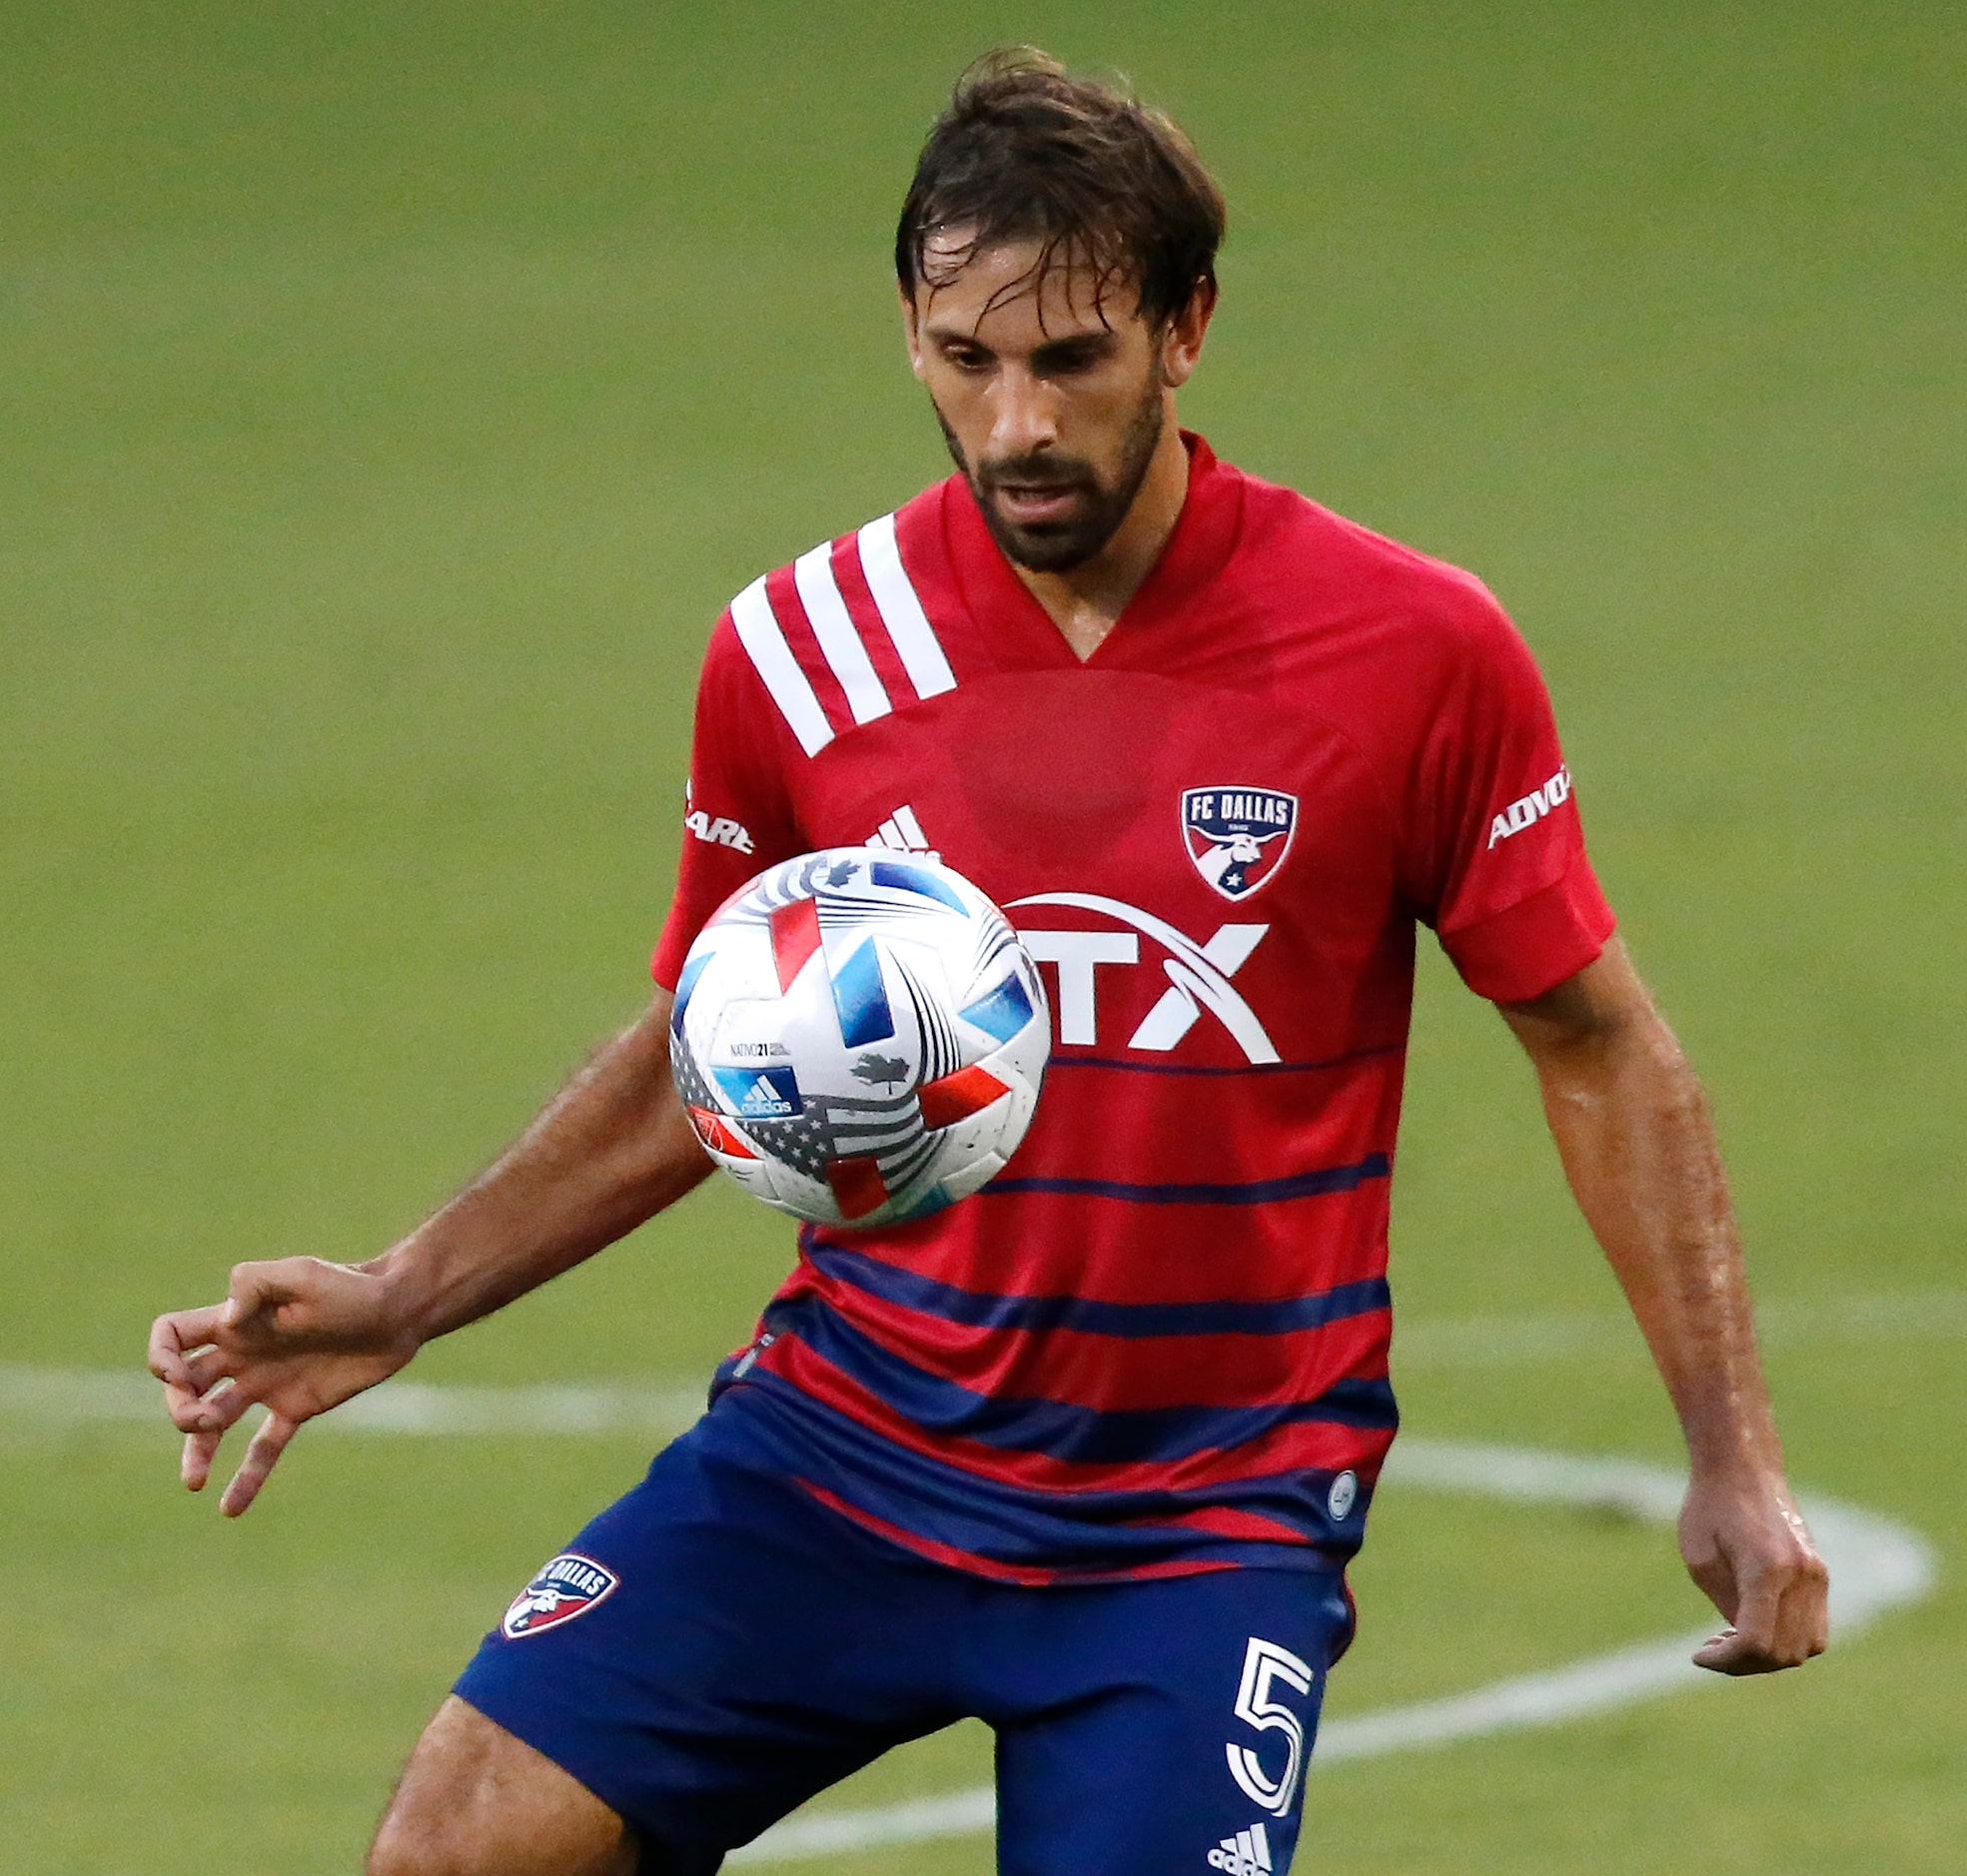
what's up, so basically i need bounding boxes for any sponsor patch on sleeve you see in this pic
[1486,764,1572,849]
[686,807,755,853]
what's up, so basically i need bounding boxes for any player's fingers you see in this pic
[1692,1625,1753,1672]
[204,1377,262,1431]
[165,1369,258,1434]
[1769,1557,1832,1665]
[156,1337,235,1423]
[147,1305,229,1388]
[1693,1571,1787,1674]
[164,1380,214,1433]
[1694,1626,1800,1676]
[1729,1568,1783,1656]
[1684,1549,1738,1625]
[219,1411,300,1516]
[182,1425,223,1491]
[183,1345,238,1392]
[225,1259,308,1328]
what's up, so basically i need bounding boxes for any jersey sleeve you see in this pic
[649,614,808,991]
[1408,585,1615,1003]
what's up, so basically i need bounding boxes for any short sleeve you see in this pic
[1410,588,1615,1003]
[649,617,807,990]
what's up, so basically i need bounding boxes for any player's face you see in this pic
[903,236,1208,573]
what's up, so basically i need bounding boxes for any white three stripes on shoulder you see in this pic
[858,511,956,702]
[729,514,956,757]
[792,541,890,725]
[728,575,833,757]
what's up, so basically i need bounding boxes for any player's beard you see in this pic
[932,376,1166,574]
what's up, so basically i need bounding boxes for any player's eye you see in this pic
[1036,343,1107,378]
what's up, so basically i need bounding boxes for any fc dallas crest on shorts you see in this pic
[501,1552,619,1638]
[1182,787,1298,900]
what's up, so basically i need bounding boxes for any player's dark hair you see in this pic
[896,48,1226,329]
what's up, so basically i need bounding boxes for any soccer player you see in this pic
[149,51,1828,1876]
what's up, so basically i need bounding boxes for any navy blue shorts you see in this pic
[456,1424,1354,1875]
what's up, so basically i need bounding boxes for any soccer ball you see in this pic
[668,848,1050,1228]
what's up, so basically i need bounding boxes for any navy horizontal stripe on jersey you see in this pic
[699,1375,1379,1575]
[1041,1045,1405,1079]
[766,1294,1398,1467]
[980,1152,1393,1206]
[800,1236,1392,1341]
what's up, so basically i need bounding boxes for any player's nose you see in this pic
[987,365,1060,459]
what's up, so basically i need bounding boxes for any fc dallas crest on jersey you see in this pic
[1182,787,1298,900]
[501,1552,619,1638]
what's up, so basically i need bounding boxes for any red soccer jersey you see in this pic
[651,435,1613,1584]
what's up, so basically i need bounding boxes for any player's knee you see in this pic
[369,1791,636,1876]
[368,1696,635,1876]
[367,1784,498,1876]
[365,1807,460,1876]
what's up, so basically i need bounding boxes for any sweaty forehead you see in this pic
[915,230,1144,340]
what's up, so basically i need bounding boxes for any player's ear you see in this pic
[1157,280,1217,390]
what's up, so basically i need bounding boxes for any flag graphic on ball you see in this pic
[1182,787,1298,900]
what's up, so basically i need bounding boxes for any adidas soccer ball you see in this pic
[668,848,1050,1228]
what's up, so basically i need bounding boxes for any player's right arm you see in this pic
[152,594,808,1515]
[147,988,710,1515]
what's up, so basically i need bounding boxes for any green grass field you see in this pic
[4,3,1963,1870]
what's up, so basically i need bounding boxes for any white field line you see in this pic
[0,1366,709,1438]
[1393,1287,1967,1368]
[6,1290,1963,1433]
[2,1306,1943,1865]
[732,1444,1934,1864]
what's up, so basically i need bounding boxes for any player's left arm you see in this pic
[1496,936,1830,1675]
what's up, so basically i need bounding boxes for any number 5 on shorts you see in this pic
[1226,1636,1316,1815]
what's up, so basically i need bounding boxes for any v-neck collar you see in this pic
[937,431,1245,672]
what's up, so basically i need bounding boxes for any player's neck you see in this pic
[1011,416,1191,662]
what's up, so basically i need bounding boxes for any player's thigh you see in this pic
[452,1423,965,1860]
[992,1567,1354,1876]
[368,1695,646,1876]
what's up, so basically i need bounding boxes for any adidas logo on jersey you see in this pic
[1206,1822,1274,1875]
[866,803,939,861]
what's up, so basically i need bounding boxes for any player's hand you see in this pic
[147,1257,421,1516]
[1678,1468,1829,1674]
